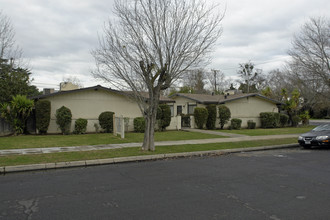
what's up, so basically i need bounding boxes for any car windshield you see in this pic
[312,124,330,131]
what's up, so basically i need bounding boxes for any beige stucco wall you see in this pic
[171,95,279,129]
[223,96,278,128]
[40,89,180,133]
[172,96,198,115]
[42,89,143,133]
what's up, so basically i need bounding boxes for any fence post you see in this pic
[177,115,182,130]
[113,113,116,136]
[120,115,125,139]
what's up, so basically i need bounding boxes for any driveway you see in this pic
[1,147,330,219]
[309,119,330,125]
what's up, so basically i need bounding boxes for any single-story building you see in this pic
[169,92,282,128]
[31,85,178,134]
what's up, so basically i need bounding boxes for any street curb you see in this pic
[0,143,299,174]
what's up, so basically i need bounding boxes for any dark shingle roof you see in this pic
[31,85,175,103]
[170,93,282,105]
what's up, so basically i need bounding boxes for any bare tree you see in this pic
[181,69,207,94]
[287,17,330,115]
[92,0,224,151]
[288,17,330,90]
[237,61,262,93]
[0,11,22,62]
[207,69,226,94]
[264,69,291,100]
[62,76,83,88]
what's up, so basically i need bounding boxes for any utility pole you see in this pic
[211,69,219,93]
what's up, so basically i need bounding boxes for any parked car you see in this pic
[298,124,330,148]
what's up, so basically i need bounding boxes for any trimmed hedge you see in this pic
[98,111,114,133]
[194,107,208,129]
[206,104,216,130]
[292,115,300,127]
[260,112,280,128]
[231,118,242,130]
[74,118,88,134]
[156,104,171,131]
[247,120,256,129]
[35,100,51,134]
[218,105,231,129]
[55,106,72,135]
[279,114,289,127]
[134,117,145,133]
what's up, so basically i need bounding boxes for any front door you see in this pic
[177,105,182,115]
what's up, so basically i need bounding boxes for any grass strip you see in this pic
[0,138,297,167]
[0,131,225,150]
[216,126,315,136]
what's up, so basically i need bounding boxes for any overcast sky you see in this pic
[1,0,329,90]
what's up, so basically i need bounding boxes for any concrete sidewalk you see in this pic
[181,128,247,137]
[0,143,299,174]
[0,134,298,156]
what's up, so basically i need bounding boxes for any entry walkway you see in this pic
[181,128,247,137]
[0,133,298,156]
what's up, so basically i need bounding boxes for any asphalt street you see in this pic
[1,147,330,220]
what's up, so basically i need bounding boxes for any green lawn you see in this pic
[0,138,297,166]
[0,131,225,150]
[216,126,315,136]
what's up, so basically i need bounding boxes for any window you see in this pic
[188,104,197,114]
[177,106,182,115]
[169,105,174,117]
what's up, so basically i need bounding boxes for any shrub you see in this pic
[55,106,72,134]
[231,118,242,130]
[292,115,300,127]
[124,117,130,131]
[35,100,51,134]
[98,111,114,133]
[74,118,88,134]
[0,95,34,135]
[134,117,145,133]
[194,107,208,129]
[299,111,310,125]
[274,113,280,128]
[206,104,216,130]
[156,104,171,131]
[279,114,289,127]
[260,112,280,128]
[247,120,256,129]
[94,123,100,133]
[181,114,191,127]
[218,105,231,129]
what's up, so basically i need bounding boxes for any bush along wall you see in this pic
[231,118,242,130]
[194,107,208,129]
[206,104,216,130]
[35,100,51,134]
[247,120,256,129]
[292,115,301,127]
[55,106,72,135]
[279,114,289,127]
[98,111,114,133]
[156,104,171,131]
[74,118,88,134]
[260,112,280,128]
[134,117,145,133]
[218,105,231,129]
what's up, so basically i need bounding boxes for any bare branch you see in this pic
[92,0,224,150]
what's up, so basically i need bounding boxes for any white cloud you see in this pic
[1,0,329,90]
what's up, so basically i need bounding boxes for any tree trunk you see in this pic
[142,89,160,151]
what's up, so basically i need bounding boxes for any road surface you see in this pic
[1,147,330,219]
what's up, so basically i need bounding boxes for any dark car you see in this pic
[298,123,330,148]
